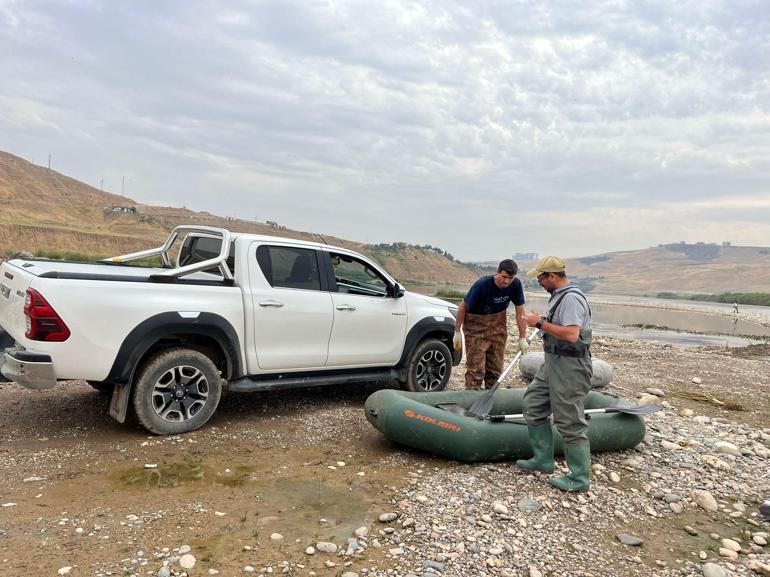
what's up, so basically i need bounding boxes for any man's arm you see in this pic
[514,304,527,338]
[524,312,580,342]
[455,301,467,332]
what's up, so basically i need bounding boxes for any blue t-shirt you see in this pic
[464,275,525,315]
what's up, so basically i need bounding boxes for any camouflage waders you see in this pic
[523,327,593,445]
[463,309,508,390]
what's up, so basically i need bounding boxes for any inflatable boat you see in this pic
[365,388,646,463]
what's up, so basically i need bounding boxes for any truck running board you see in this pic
[227,369,399,392]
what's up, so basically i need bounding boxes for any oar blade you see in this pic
[467,394,495,418]
[607,404,661,415]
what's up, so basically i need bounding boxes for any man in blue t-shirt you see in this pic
[453,259,527,389]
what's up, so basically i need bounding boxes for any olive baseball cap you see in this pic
[526,255,566,277]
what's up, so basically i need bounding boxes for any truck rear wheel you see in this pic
[132,347,222,435]
[403,338,451,392]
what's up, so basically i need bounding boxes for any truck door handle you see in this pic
[336,304,356,311]
[259,300,284,308]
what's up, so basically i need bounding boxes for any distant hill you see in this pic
[0,151,479,287]
[565,243,770,295]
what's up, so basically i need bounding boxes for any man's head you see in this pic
[494,258,518,289]
[527,256,567,293]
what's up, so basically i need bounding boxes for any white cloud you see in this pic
[0,0,768,260]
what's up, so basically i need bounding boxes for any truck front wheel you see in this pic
[402,338,452,392]
[132,347,222,435]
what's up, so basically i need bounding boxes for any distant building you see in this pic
[109,206,136,214]
[511,252,538,262]
[722,241,732,246]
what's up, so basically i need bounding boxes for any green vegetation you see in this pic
[657,292,770,307]
[577,255,610,265]
[434,288,466,300]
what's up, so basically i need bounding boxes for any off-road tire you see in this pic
[403,338,452,392]
[132,347,222,435]
[87,381,114,395]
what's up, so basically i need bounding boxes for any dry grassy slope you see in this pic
[566,244,770,294]
[0,151,478,284]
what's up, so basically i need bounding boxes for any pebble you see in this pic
[691,376,702,384]
[492,501,509,515]
[692,489,719,512]
[379,513,398,522]
[180,554,196,569]
[354,526,368,538]
[609,472,621,483]
[178,545,192,555]
[158,568,171,577]
[305,546,315,555]
[702,563,726,577]
[714,441,741,457]
[661,440,682,451]
[517,498,541,513]
[529,567,543,577]
[58,568,73,576]
[684,525,698,536]
[646,387,665,397]
[270,533,284,541]
[617,532,644,546]
[316,542,338,554]
[754,534,768,546]
[720,538,741,552]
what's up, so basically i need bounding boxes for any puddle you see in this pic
[114,458,373,542]
[117,460,254,489]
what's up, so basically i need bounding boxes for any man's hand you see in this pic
[524,311,541,327]
[453,331,462,351]
[518,337,529,355]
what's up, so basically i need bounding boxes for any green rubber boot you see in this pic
[549,443,591,492]
[516,424,555,472]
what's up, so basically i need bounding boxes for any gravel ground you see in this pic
[0,314,768,577]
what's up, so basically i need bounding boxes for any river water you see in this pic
[524,293,770,348]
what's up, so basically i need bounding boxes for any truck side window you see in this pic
[258,246,321,291]
[330,252,388,297]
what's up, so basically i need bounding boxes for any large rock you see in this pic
[519,352,613,388]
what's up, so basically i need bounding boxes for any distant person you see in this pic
[733,302,739,314]
[516,256,593,492]
[453,259,527,390]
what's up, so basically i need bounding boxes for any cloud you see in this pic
[1,0,769,261]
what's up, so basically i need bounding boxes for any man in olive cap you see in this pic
[515,256,593,492]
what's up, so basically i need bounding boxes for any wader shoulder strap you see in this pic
[546,288,591,323]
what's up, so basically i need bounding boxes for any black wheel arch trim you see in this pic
[105,312,243,386]
[396,317,458,370]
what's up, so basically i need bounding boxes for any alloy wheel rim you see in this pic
[415,350,447,391]
[152,365,209,422]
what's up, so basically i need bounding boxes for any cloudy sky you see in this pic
[1,1,769,261]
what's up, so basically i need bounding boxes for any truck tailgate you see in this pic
[0,261,34,342]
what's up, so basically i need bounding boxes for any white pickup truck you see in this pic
[0,226,461,434]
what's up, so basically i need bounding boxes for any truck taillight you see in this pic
[24,288,70,342]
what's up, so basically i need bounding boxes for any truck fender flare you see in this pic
[395,317,457,374]
[106,312,242,423]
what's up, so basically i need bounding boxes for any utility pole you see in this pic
[122,176,125,196]
[48,154,51,170]
[100,179,103,191]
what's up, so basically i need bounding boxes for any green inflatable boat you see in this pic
[365,388,646,463]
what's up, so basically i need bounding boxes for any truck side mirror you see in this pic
[391,283,405,298]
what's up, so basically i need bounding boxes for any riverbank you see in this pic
[525,292,770,329]
[0,333,767,576]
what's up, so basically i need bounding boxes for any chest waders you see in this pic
[516,289,593,492]
[462,310,508,390]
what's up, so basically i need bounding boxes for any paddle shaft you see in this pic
[489,405,659,423]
